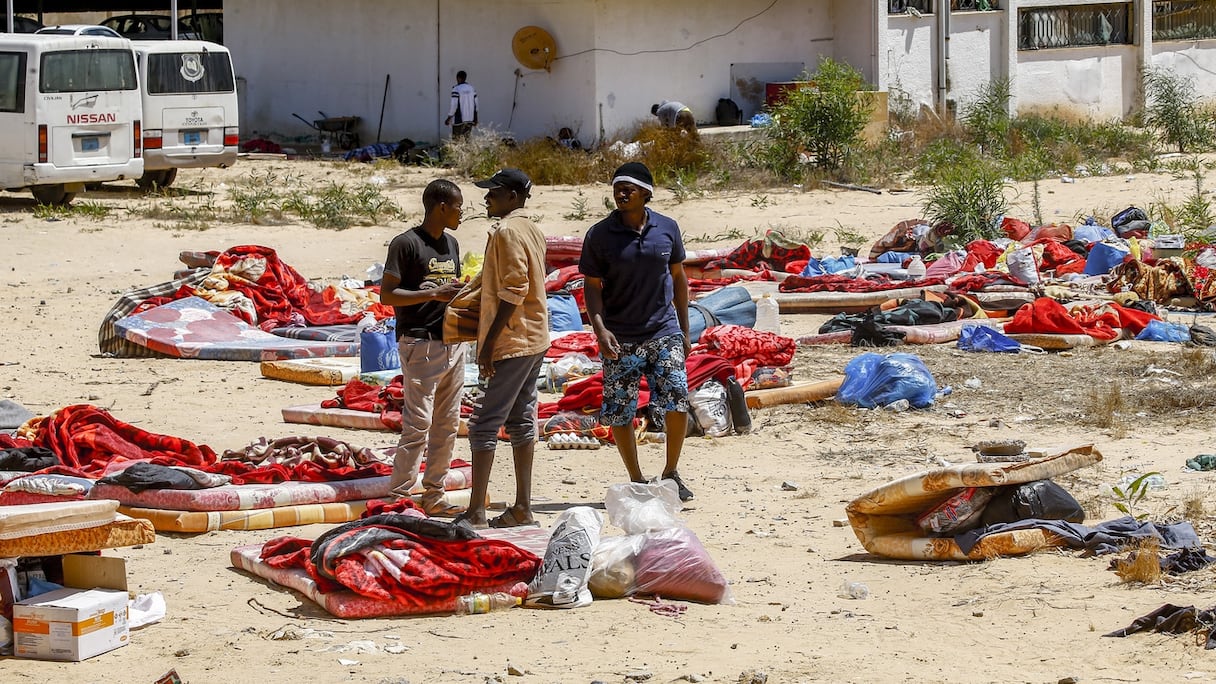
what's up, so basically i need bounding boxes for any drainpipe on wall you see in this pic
[436,0,442,143]
[936,0,951,117]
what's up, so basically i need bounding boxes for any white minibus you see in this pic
[131,40,237,189]
[0,34,142,204]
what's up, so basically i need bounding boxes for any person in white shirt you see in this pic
[445,71,478,139]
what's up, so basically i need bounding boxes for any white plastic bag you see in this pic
[605,481,683,534]
[589,482,734,605]
[526,506,602,609]
[689,380,733,438]
[1006,246,1040,284]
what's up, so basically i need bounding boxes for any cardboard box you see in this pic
[13,587,129,661]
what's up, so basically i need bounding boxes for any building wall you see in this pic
[1016,45,1138,118]
[885,14,936,113]
[1151,39,1216,96]
[948,12,1005,111]
[885,10,1004,117]
[831,0,877,85]
[438,0,597,144]
[226,0,598,145]
[227,0,440,144]
[590,0,831,137]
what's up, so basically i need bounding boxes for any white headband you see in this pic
[612,175,653,193]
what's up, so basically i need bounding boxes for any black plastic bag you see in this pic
[980,480,1085,526]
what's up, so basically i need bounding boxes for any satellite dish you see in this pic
[512,26,557,72]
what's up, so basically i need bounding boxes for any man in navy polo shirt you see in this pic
[579,162,694,502]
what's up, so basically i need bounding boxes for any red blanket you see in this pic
[704,231,812,273]
[173,245,393,330]
[692,325,796,386]
[27,404,216,477]
[543,353,736,415]
[547,332,600,359]
[262,512,540,604]
[1004,297,1121,340]
[6,405,396,485]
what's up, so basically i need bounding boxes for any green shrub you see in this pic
[1144,67,1214,153]
[962,78,1012,156]
[763,57,873,177]
[921,154,1009,248]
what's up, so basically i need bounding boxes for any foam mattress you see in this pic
[775,286,949,314]
[114,296,359,361]
[125,488,478,533]
[845,444,1102,561]
[282,404,470,436]
[260,357,362,385]
[88,467,472,512]
[0,500,119,540]
[0,514,154,557]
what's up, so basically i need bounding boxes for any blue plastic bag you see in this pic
[836,352,939,409]
[750,113,772,128]
[360,319,400,373]
[957,325,1022,353]
[548,292,583,332]
[800,255,857,277]
[1084,241,1130,276]
[1134,319,1191,343]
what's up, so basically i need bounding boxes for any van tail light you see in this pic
[134,120,142,158]
[38,125,47,163]
[223,126,239,147]
[142,128,161,151]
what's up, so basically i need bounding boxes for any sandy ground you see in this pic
[1,158,1214,684]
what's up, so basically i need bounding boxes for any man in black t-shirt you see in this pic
[380,179,467,515]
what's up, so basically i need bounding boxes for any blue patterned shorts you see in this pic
[600,333,689,426]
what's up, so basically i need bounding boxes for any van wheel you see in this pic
[137,169,176,191]
[31,185,72,206]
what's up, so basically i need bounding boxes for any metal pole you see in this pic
[170,0,178,40]
[6,0,13,34]
[376,74,390,144]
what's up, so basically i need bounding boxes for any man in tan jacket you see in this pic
[457,168,550,529]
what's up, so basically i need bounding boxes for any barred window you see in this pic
[888,0,1000,13]
[1154,1,1216,41]
[1019,3,1133,49]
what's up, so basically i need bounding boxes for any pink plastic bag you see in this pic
[588,482,734,604]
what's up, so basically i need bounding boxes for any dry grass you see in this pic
[1112,538,1163,584]
[1086,381,1127,438]
[1178,346,1216,375]
[1182,488,1210,523]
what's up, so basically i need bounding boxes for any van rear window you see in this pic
[0,52,26,113]
[146,51,234,94]
[40,49,138,93]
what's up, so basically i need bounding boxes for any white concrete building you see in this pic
[221,0,1216,146]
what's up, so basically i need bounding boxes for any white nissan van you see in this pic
[131,40,237,189]
[0,34,143,204]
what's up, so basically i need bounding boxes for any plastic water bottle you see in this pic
[454,591,521,615]
[838,581,870,600]
[906,255,926,279]
[755,293,780,334]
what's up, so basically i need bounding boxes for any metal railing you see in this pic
[1019,3,1133,50]
[1153,0,1216,41]
[888,0,999,14]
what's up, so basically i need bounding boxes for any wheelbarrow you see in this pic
[292,110,361,150]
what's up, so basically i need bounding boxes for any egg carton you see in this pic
[546,433,601,450]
